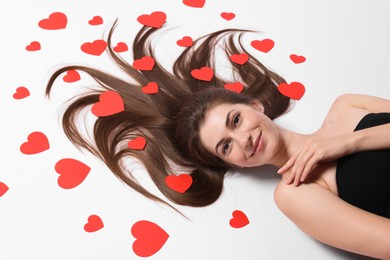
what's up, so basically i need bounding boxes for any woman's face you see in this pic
[199,102,281,168]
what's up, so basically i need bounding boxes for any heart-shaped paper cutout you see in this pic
[38,12,67,30]
[165,174,192,193]
[13,86,30,99]
[91,91,125,117]
[191,66,214,81]
[55,158,91,189]
[142,82,158,94]
[128,136,147,150]
[20,132,50,155]
[0,182,9,197]
[176,36,193,47]
[84,215,104,232]
[251,39,274,53]
[224,82,244,93]
[137,11,166,28]
[63,70,80,83]
[220,12,235,21]
[131,220,169,257]
[81,40,107,56]
[133,56,155,71]
[113,42,128,53]
[277,81,305,100]
[229,210,249,228]
[290,54,306,64]
[183,0,205,8]
[89,16,103,25]
[26,41,41,51]
[230,53,249,65]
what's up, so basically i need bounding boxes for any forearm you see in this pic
[351,123,390,152]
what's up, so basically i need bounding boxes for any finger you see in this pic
[300,155,319,182]
[293,150,314,186]
[278,158,295,174]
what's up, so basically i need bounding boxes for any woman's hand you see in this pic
[277,135,356,186]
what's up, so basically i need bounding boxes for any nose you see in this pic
[234,131,251,150]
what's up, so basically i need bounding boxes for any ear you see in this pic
[250,100,264,113]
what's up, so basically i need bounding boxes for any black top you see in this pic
[336,113,390,218]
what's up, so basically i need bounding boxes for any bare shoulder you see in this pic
[329,93,390,115]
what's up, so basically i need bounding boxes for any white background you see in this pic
[1,0,389,259]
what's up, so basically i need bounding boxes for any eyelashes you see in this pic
[222,113,241,155]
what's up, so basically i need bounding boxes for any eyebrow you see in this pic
[214,109,233,154]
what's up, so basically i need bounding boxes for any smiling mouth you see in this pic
[251,131,262,157]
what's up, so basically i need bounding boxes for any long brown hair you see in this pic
[45,20,292,211]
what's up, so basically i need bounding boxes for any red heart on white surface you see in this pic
[113,42,128,52]
[88,16,103,25]
[13,86,30,99]
[230,53,249,65]
[290,54,306,64]
[229,210,249,228]
[131,220,169,257]
[220,12,235,21]
[133,56,155,71]
[183,0,205,8]
[63,70,80,83]
[165,174,192,193]
[26,41,41,51]
[38,12,67,30]
[91,91,125,117]
[55,158,91,189]
[0,182,9,197]
[81,40,107,56]
[128,136,147,150]
[277,81,305,100]
[176,36,193,47]
[251,39,274,53]
[84,215,104,232]
[137,11,166,28]
[20,132,50,155]
[191,66,214,81]
[224,82,244,93]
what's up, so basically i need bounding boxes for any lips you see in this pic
[251,131,262,157]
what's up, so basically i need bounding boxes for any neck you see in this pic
[270,125,312,168]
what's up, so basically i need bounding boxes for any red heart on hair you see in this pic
[220,12,235,21]
[176,36,193,47]
[26,41,41,51]
[0,182,9,197]
[183,0,205,8]
[230,53,249,65]
[88,16,103,25]
[290,54,306,64]
[20,132,50,155]
[128,136,147,150]
[137,11,166,28]
[55,158,91,189]
[191,66,214,81]
[13,86,30,99]
[63,70,80,83]
[81,40,107,56]
[133,56,155,71]
[142,82,158,94]
[91,91,124,117]
[131,220,169,257]
[84,215,104,232]
[113,42,128,52]
[229,210,249,228]
[278,81,305,100]
[165,174,192,193]
[38,12,67,30]
[251,39,274,53]
[224,82,244,93]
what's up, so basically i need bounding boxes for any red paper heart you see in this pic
[224,82,244,93]
[133,56,155,71]
[88,16,103,25]
[137,11,166,28]
[229,53,249,65]
[290,54,306,64]
[183,0,205,8]
[38,12,67,30]
[91,91,124,117]
[13,86,30,99]
[20,132,50,155]
[229,210,249,228]
[128,136,147,150]
[26,41,41,51]
[278,81,305,100]
[176,36,193,47]
[142,82,158,94]
[63,70,80,83]
[81,40,107,56]
[84,215,104,232]
[191,66,214,81]
[0,182,9,197]
[55,158,91,189]
[165,174,192,193]
[251,39,274,53]
[131,220,169,257]
[220,12,235,21]
[113,42,128,52]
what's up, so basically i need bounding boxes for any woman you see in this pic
[46,22,390,259]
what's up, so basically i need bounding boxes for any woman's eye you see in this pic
[233,114,240,126]
[223,141,231,154]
